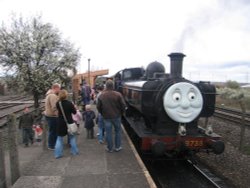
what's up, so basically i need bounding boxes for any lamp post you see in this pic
[88,58,91,85]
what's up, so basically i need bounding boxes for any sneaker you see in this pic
[105,147,113,153]
[99,141,104,144]
[115,147,122,152]
[71,152,79,156]
[48,147,55,150]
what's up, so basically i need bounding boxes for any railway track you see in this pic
[188,160,231,188]
[143,159,232,188]
[0,96,44,128]
[214,107,250,126]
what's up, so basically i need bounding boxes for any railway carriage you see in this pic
[114,53,225,158]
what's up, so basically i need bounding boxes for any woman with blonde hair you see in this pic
[55,89,79,158]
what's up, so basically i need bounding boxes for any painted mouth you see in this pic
[177,111,192,118]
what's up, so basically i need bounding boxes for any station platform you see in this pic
[12,123,156,188]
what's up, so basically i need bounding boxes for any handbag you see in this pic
[59,101,78,135]
[66,122,78,135]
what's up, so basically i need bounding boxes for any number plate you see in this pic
[185,140,203,147]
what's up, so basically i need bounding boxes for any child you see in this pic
[72,105,82,134]
[33,124,43,145]
[96,85,105,144]
[19,107,34,147]
[82,105,96,139]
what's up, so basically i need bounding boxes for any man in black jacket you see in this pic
[97,80,126,152]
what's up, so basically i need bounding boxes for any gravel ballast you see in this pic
[198,117,250,188]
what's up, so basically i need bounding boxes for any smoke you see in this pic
[173,4,221,52]
[173,0,250,52]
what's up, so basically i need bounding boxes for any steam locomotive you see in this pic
[113,53,225,158]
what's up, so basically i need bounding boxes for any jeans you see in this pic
[97,114,105,142]
[54,134,79,158]
[46,116,57,149]
[86,128,94,139]
[22,128,33,145]
[104,117,121,151]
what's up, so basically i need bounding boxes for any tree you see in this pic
[0,15,81,107]
[225,80,240,89]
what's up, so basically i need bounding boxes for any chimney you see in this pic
[168,52,186,78]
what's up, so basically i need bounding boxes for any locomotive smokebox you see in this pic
[168,52,186,78]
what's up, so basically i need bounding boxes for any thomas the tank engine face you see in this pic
[163,82,203,123]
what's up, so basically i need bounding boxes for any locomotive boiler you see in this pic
[113,52,225,158]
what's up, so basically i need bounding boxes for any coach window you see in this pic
[123,70,132,81]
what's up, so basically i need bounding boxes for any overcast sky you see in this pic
[0,0,250,83]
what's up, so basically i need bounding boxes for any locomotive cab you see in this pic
[114,68,144,92]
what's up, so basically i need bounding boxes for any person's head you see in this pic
[97,85,104,92]
[58,89,68,101]
[105,80,114,90]
[85,104,91,111]
[52,83,61,94]
[23,107,29,113]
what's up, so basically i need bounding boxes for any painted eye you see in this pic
[188,92,196,100]
[173,93,181,101]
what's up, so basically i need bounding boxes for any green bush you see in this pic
[226,80,240,89]
[217,87,250,112]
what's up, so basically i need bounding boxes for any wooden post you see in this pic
[41,115,47,151]
[239,101,246,151]
[7,114,20,185]
[0,131,7,188]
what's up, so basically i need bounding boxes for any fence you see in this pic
[0,110,47,188]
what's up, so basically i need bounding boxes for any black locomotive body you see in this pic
[114,53,225,158]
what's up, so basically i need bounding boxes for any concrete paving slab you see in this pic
[22,153,70,176]
[106,150,143,174]
[65,153,107,176]
[12,176,63,188]
[18,145,43,168]
[109,173,152,188]
[61,175,109,188]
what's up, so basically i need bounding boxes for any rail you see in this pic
[214,106,250,126]
[0,101,45,128]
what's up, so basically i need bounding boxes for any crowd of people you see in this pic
[41,79,126,158]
